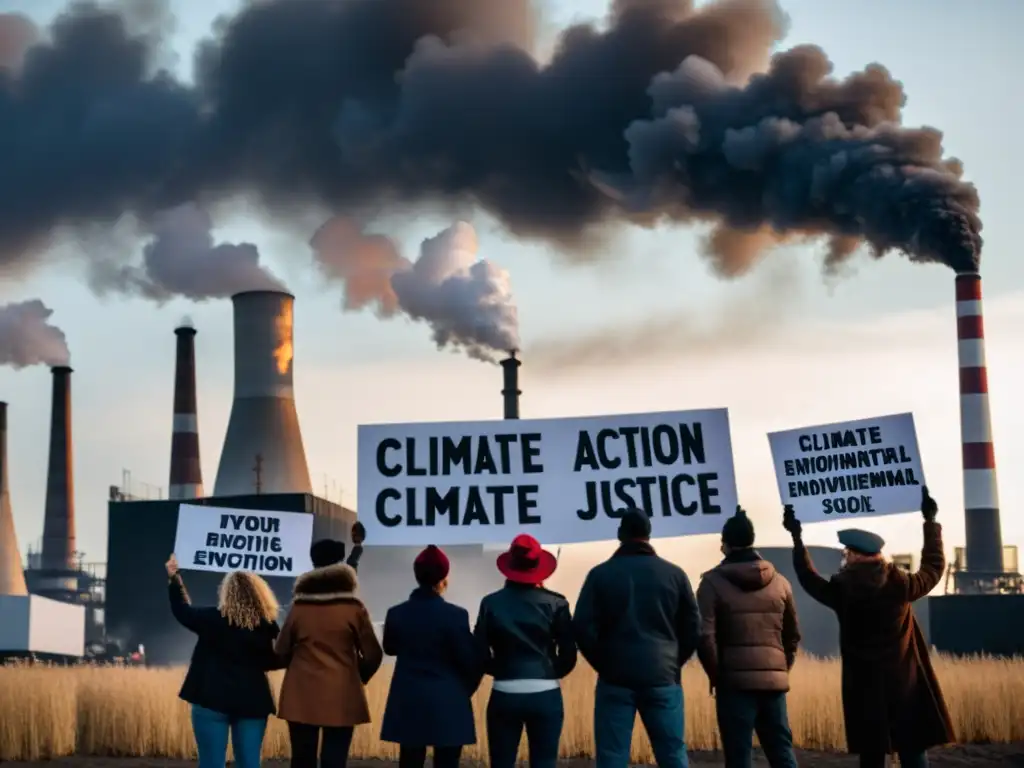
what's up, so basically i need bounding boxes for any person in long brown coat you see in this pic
[275,549,384,768]
[783,485,955,768]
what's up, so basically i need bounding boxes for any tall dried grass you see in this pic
[1,656,1022,762]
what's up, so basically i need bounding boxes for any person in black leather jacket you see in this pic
[474,534,577,768]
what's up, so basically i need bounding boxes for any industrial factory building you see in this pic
[4,272,1024,663]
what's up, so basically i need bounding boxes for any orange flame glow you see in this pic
[273,302,294,376]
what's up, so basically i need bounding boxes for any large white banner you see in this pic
[357,408,738,546]
[174,504,314,577]
[767,412,925,523]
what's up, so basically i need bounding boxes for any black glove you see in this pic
[921,485,938,522]
[782,504,802,539]
[351,521,366,545]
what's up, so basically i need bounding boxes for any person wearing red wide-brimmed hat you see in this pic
[473,534,577,768]
[380,545,481,768]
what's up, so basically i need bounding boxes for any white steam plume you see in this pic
[0,299,70,368]
[91,203,287,302]
[312,219,519,362]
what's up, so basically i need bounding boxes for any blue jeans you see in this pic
[487,688,564,768]
[715,690,797,768]
[191,704,267,768]
[594,679,687,768]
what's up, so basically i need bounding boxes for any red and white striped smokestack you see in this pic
[169,323,204,499]
[40,365,76,590]
[0,402,28,596]
[955,272,1004,578]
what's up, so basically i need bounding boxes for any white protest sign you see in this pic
[767,412,925,523]
[357,408,738,546]
[174,504,314,577]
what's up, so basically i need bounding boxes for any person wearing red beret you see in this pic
[380,545,481,768]
[474,534,577,768]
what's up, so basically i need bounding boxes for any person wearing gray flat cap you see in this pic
[782,486,955,768]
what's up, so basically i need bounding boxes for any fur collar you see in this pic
[293,562,359,603]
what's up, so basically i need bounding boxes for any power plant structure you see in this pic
[214,291,311,497]
[169,322,203,500]
[914,272,1024,656]
[0,403,28,597]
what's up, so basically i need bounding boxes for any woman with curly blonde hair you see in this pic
[167,554,285,768]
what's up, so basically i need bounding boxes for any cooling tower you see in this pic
[40,365,76,592]
[955,272,1004,581]
[0,402,28,596]
[501,350,521,420]
[169,324,204,499]
[213,291,311,496]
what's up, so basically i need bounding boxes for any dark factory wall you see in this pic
[106,493,500,666]
[927,594,1024,657]
[758,546,843,658]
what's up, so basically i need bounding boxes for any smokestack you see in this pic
[501,350,521,420]
[40,365,76,591]
[214,291,311,496]
[169,323,204,499]
[0,402,28,596]
[955,273,1004,581]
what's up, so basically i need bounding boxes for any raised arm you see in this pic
[676,571,700,667]
[166,556,207,634]
[354,604,384,684]
[784,507,839,609]
[907,487,945,602]
[695,575,718,687]
[552,597,578,679]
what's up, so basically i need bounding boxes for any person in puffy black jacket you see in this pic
[166,554,283,768]
[475,534,577,768]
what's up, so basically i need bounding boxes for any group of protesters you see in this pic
[166,486,953,768]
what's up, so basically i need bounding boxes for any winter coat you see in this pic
[168,574,282,719]
[792,521,955,755]
[696,548,800,692]
[573,540,700,690]
[275,562,384,727]
[380,587,480,747]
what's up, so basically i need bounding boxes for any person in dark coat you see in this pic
[783,485,955,768]
[475,534,577,768]
[573,509,700,768]
[381,545,481,768]
[166,554,283,768]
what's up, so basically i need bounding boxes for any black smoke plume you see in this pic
[0,0,981,281]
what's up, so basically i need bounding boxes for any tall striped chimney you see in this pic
[214,291,311,496]
[955,272,1004,580]
[0,402,28,596]
[40,365,76,592]
[501,350,521,420]
[169,323,203,499]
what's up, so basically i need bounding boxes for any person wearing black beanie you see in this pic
[695,506,800,768]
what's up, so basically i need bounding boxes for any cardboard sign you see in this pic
[768,412,925,522]
[174,504,314,576]
[357,408,738,546]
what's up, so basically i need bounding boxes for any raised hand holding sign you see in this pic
[921,485,938,522]
[782,505,802,540]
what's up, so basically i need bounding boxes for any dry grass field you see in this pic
[1,656,1023,763]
